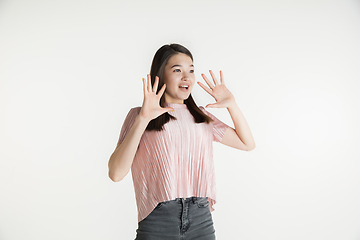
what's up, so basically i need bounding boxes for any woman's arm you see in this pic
[108,75,173,182]
[197,70,255,151]
[108,115,149,182]
[221,102,255,151]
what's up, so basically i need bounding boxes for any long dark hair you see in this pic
[146,43,213,131]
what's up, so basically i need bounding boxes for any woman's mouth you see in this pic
[179,85,189,90]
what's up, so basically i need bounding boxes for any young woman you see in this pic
[108,43,255,240]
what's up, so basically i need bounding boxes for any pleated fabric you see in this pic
[117,103,229,222]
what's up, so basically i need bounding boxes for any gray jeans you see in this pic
[135,197,216,240]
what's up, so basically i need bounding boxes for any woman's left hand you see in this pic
[197,70,236,108]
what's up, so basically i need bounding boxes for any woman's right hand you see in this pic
[139,74,174,122]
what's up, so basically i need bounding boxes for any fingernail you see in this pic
[142,78,144,81]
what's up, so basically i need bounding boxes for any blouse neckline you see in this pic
[164,102,188,109]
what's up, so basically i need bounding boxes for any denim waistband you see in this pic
[173,196,208,203]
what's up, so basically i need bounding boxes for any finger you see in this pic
[206,103,219,108]
[197,82,213,96]
[201,73,215,89]
[142,77,146,94]
[162,107,175,113]
[209,70,219,85]
[147,74,152,92]
[157,83,167,97]
[220,70,225,85]
[153,76,159,93]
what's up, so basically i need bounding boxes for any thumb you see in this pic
[205,103,218,108]
[163,107,175,113]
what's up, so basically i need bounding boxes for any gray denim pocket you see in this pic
[195,197,209,208]
[154,199,174,210]
[154,201,166,210]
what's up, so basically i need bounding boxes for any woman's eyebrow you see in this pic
[171,64,194,68]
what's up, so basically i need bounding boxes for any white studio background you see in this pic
[1,0,360,239]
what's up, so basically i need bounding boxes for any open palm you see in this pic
[139,74,173,121]
[197,70,235,108]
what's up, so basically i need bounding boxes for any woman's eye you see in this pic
[174,69,181,72]
[190,70,194,73]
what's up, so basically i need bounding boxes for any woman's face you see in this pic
[163,53,195,104]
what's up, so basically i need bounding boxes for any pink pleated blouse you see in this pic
[117,103,229,222]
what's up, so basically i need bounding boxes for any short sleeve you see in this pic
[117,107,141,146]
[199,107,229,142]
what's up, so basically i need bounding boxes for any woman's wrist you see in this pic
[226,100,238,111]
[135,114,151,128]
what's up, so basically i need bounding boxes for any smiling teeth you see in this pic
[180,85,188,88]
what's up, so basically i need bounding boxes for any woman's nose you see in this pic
[182,73,189,80]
